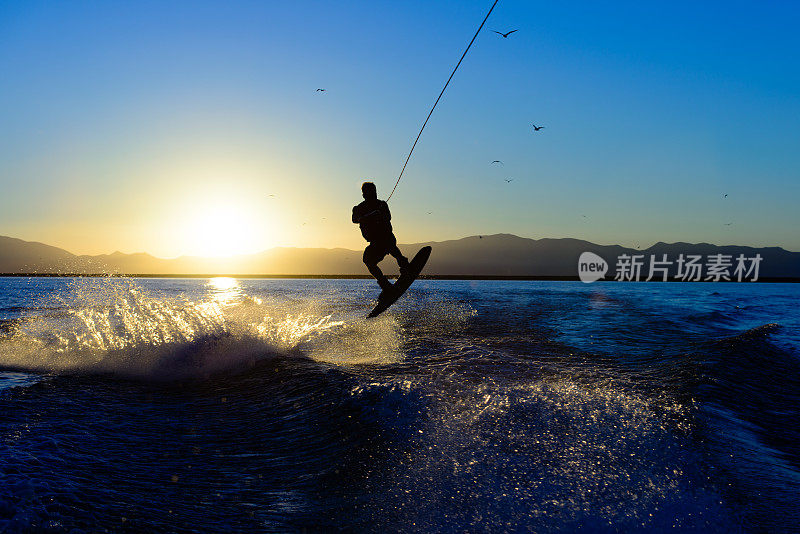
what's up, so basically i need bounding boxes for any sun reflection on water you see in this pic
[206,277,242,305]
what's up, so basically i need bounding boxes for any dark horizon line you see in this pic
[1,273,798,283]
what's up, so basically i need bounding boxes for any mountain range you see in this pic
[1,234,798,279]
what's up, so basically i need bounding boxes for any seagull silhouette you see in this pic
[723,194,728,198]
[491,160,504,165]
[315,88,326,92]
[724,222,733,226]
[493,29,518,38]
[504,178,514,183]
[532,124,545,131]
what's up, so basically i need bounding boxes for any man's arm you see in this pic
[354,205,384,223]
[380,201,391,222]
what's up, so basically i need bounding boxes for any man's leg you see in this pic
[387,238,410,274]
[364,244,392,291]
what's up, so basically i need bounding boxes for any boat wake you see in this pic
[0,278,403,381]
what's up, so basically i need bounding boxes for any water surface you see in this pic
[1,277,798,532]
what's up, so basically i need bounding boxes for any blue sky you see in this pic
[1,0,798,256]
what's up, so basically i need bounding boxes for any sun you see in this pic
[178,200,268,258]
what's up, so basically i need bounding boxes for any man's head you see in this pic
[361,181,377,201]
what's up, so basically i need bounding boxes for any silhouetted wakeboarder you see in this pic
[352,182,431,318]
[352,182,409,291]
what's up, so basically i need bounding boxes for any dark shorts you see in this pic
[363,235,398,266]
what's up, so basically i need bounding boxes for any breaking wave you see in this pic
[0,278,403,380]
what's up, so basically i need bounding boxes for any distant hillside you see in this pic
[0,236,85,273]
[1,234,799,279]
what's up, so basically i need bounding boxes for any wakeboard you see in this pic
[367,246,432,318]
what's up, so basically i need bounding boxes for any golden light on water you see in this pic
[207,277,242,305]
[208,277,238,290]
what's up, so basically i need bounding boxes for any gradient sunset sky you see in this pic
[1,1,798,258]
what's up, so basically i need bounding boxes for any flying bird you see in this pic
[724,222,733,226]
[315,88,326,92]
[493,30,518,38]
[491,160,504,165]
[504,178,514,183]
[532,124,545,131]
[723,194,728,198]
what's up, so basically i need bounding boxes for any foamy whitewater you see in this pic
[0,277,798,532]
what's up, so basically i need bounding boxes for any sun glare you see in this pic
[178,200,269,258]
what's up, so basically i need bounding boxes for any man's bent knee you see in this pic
[363,244,386,266]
